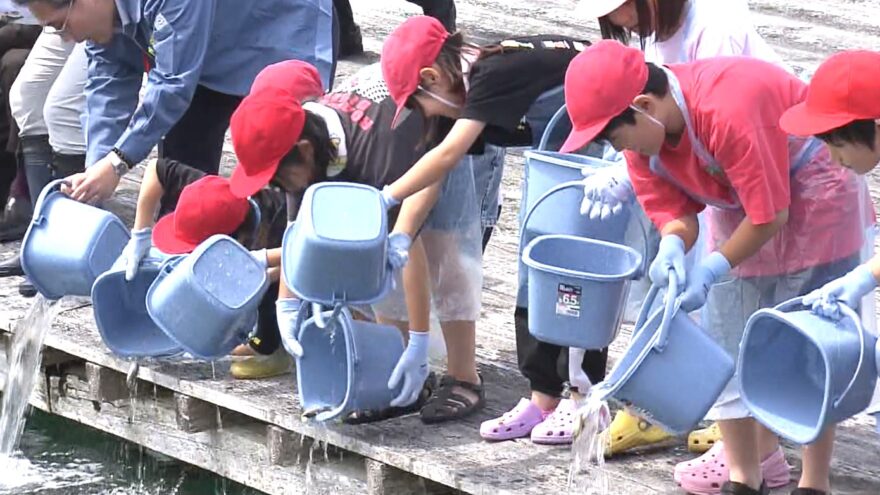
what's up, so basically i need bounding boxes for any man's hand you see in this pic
[66,155,121,204]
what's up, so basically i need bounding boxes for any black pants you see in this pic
[514,306,608,397]
[250,281,282,355]
[0,24,42,205]
[158,85,243,175]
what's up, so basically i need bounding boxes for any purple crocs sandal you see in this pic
[480,398,549,441]
[530,398,578,445]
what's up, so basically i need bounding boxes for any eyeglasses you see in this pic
[44,0,75,36]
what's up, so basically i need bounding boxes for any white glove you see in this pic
[380,185,400,209]
[121,228,152,281]
[579,165,634,221]
[276,298,304,358]
[387,331,430,407]
[250,249,268,270]
[387,232,412,270]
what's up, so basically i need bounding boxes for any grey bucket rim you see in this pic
[521,234,642,282]
[523,149,617,172]
[737,297,872,444]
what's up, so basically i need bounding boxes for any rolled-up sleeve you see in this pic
[625,151,704,230]
[89,0,216,167]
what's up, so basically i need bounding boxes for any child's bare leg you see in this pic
[719,418,762,489]
[799,426,834,492]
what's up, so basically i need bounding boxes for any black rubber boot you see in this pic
[408,0,456,32]
[790,489,828,495]
[0,254,22,277]
[0,196,31,242]
[21,135,53,208]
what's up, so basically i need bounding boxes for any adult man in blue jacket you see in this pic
[18,0,334,203]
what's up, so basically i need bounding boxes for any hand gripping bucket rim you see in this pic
[738,297,876,444]
[91,253,183,358]
[21,179,129,300]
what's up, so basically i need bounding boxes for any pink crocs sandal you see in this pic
[531,398,577,445]
[480,398,549,441]
[675,441,791,495]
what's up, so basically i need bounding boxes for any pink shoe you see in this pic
[531,398,577,445]
[480,398,548,441]
[675,441,791,495]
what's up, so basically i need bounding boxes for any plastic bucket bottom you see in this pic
[739,301,878,444]
[522,235,641,349]
[296,309,404,422]
[597,280,735,434]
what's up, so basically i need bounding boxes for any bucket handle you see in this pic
[30,179,69,226]
[774,297,867,410]
[246,198,262,243]
[312,302,344,329]
[632,269,680,353]
[537,103,568,152]
[520,180,649,278]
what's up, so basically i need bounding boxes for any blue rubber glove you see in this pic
[679,251,731,312]
[803,264,877,319]
[380,185,400,210]
[579,165,634,221]
[276,297,304,358]
[649,235,686,290]
[388,232,412,270]
[388,331,430,407]
[121,228,152,281]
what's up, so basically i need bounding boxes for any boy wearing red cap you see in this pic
[780,50,880,431]
[561,40,871,495]
[380,16,621,434]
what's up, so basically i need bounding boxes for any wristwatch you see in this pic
[109,147,133,178]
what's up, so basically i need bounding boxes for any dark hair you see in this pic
[816,119,878,150]
[13,0,69,6]
[599,0,689,49]
[596,62,669,141]
[276,109,336,182]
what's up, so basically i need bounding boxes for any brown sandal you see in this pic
[420,374,485,424]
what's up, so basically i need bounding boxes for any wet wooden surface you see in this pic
[2,1,880,493]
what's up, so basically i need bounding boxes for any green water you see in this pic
[0,409,263,495]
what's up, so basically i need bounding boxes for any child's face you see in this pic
[605,108,666,157]
[826,127,880,175]
[273,141,318,193]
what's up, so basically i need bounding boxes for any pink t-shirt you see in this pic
[626,57,865,276]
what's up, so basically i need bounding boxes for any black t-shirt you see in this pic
[154,158,287,249]
[462,36,588,147]
[320,63,427,188]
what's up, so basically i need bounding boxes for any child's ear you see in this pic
[418,67,441,86]
[296,139,315,163]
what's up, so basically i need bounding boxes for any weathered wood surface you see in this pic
[2,1,880,494]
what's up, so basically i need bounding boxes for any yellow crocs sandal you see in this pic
[687,422,721,453]
[604,409,675,457]
[230,349,293,379]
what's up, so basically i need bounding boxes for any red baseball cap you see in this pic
[229,87,306,198]
[153,176,250,254]
[780,50,880,136]
[561,40,648,153]
[381,16,449,126]
[251,59,324,101]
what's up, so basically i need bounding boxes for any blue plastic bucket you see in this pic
[91,250,182,358]
[523,151,629,242]
[597,273,736,434]
[283,182,391,306]
[296,307,405,422]
[21,179,129,300]
[738,298,878,444]
[522,235,641,349]
[146,235,268,359]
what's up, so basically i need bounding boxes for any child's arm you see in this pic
[133,159,164,230]
[386,119,486,202]
[402,236,431,333]
[392,182,443,238]
[717,209,789,268]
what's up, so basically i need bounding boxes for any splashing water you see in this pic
[567,389,612,495]
[0,295,63,455]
